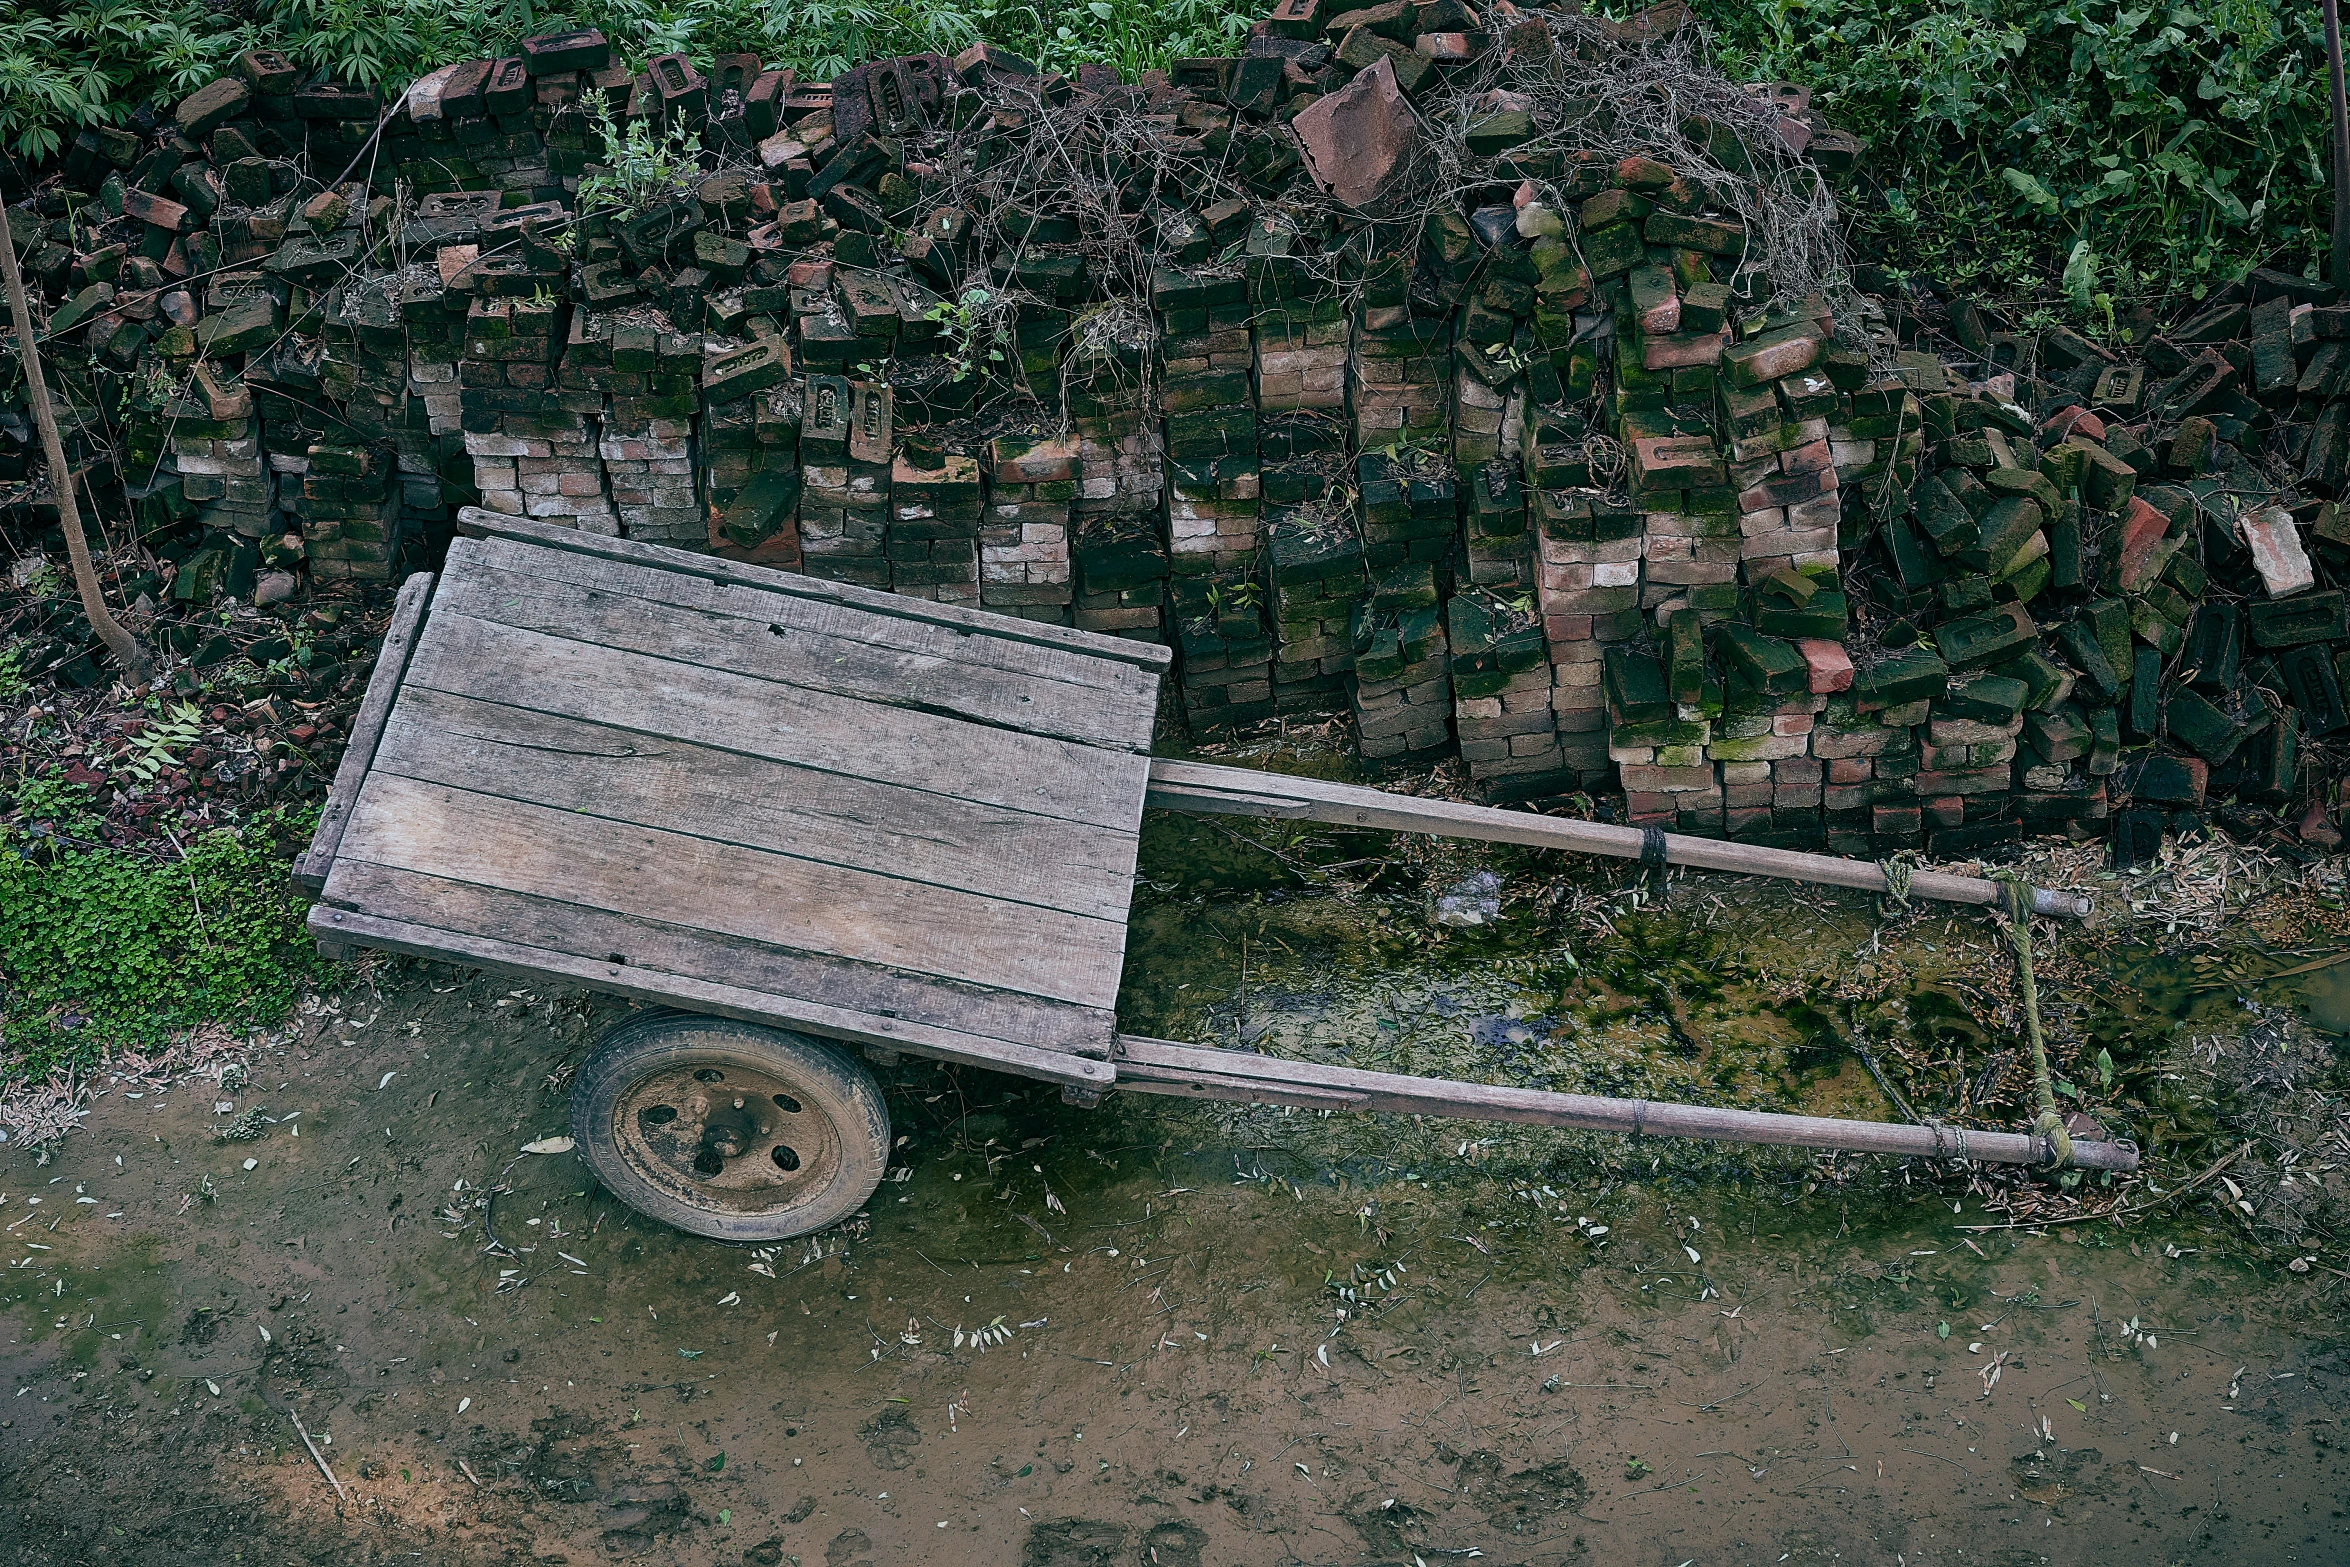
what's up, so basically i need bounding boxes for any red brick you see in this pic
[1797,637,1854,694]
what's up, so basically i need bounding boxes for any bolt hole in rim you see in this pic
[612,1061,839,1217]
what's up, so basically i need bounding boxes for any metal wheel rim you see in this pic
[608,1059,844,1218]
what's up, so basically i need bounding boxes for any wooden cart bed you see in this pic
[296,513,1172,1090]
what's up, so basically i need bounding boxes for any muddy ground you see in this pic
[4,829,2348,1567]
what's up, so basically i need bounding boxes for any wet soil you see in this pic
[5,838,2349,1566]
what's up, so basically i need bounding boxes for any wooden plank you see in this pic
[292,570,434,895]
[1147,759,2093,919]
[325,859,1116,1055]
[307,904,1116,1086]
[329,773,1130,1010]
[405,611,1150,834]
[455,509,1173,674]
[1113,1036,2140,1171]
[439,545,1156,753]
[373,687,1139,922]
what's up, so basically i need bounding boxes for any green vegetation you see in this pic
[1699,0,2337,300]
[0,0,1253,162]
[0,804,323,1079]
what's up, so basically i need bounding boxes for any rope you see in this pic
[1878,854,1915,917]
[1640,824,1670,899]
[1994,875,2074,1169]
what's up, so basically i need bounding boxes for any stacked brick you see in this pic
[1264,503,1364,716]
[795,375,891,587]
[1352,589,1454,761]
[168,370,273,543]
[460,292,609,532]
[1066,315,1167,630]
[981,434,1078,623]
[888,443,983,606]
[700,386,803,567]
[1156,265,1261,579]
[598,320,703,543]
[285,438,403,584]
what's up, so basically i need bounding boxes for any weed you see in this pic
[0,807,324,1079]
[575,96,704,221]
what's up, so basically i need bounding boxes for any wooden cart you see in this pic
[294,515,2135,1240]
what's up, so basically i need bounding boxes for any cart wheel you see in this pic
[571,1013,890,1242]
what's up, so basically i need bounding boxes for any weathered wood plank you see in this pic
[292,570,434,894]
[449,539,1159,753]
[1113,1036,2140,1170]
[307,903,1117,1085]
[325,859,1116,1055]
[404,611,1150,833]
[330,773,1130,1010]
[374,686,1139,922]
[454,509,1172,674]
[1147,759,2093,919]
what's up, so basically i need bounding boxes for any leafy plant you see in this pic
[575,95,704,220]
[0,807,324,1079]
[120,700,202,785]
[925,285,1014,385]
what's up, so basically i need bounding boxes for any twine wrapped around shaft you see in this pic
[1996,875,2074,1168]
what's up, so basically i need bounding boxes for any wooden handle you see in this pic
[1147,759,2091,920]
[1115,1036,2139,1171]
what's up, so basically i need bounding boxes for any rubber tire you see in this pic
[571,1013,891,1242]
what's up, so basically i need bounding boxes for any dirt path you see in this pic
[3,955,2345,1567]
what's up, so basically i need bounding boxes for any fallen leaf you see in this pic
[520,1136,574,1155]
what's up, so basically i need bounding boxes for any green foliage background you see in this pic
[0,0,1256,162]
[1699,0,2336,299]
[0,809,323,1079]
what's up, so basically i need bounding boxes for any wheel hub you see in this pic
[611,1063,838,1216]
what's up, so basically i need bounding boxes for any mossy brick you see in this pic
[1975,494,2042,567]
[2068,438,2136,510]
[1579,222,1647,279]
[2281,644,2346,734]
[1934,603,2037,670]
[703,339,788,403]
[2124,645,2162,739]
[719,467,803,548]
[2165,687,2267,763]
[2247,591,2345,648]
[2024,706,2091,762]
[1723,325,1819,389]
[1643,211,1745,254]
[1466,109,1536,155]
[1604,647,1672,722]
[1580,189,1650,228]
[2047,502,2082,590]
[1753,589,1847,640]
[1995,648,2073,711]
[175,77,251,139]
[1662,608,1706,704]
[267,232,357,284]
[1984,463,2061,514]
[1853,647,1947,709]
[193,296,282,354]
[1935,672,2026,726]
[1681,282,1730,333]
[2128,597,2186,659]
[1883,512,1946,589]
[2054,617,2121,703]
[2087,703,2120,775]
[1717,624,1807,696]
[2082,597,2132,681]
